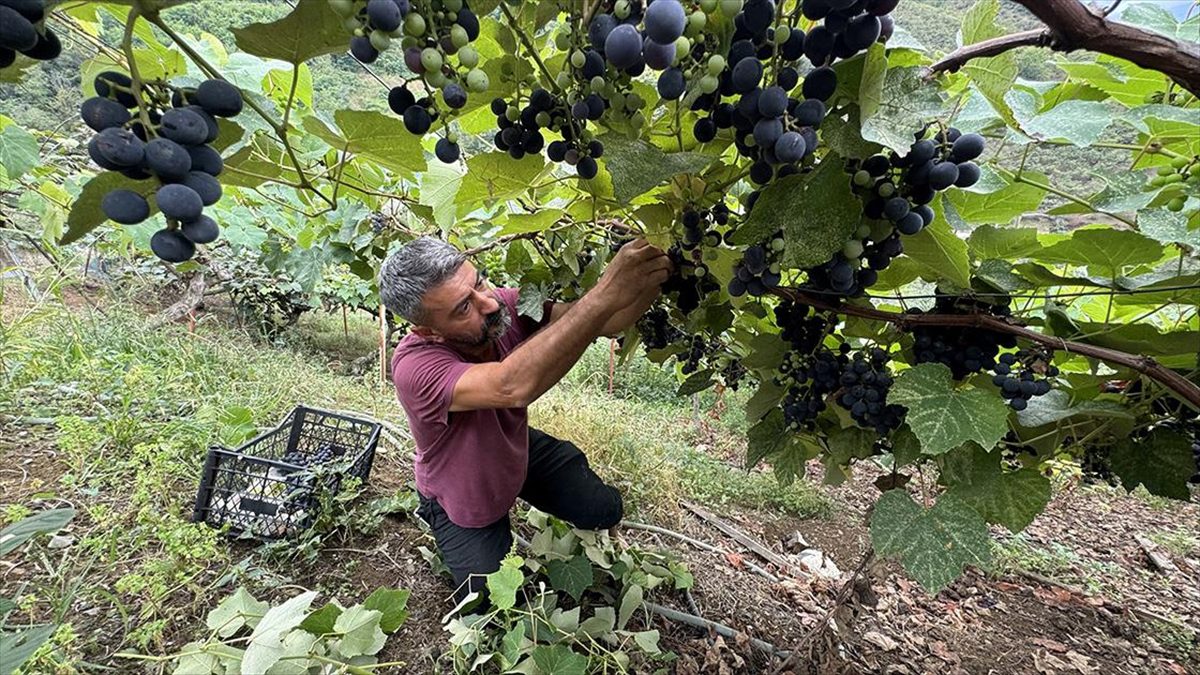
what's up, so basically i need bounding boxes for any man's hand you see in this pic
[592,239,672,311]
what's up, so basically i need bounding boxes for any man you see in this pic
[378,236,672,605]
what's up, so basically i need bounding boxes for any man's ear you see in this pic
[411,325,442,342]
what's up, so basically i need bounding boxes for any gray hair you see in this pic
[378,236,467,323]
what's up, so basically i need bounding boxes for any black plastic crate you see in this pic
[192,405,381,539]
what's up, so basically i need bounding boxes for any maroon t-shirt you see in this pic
[391,287,545,528]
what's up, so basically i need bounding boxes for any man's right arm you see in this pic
[450,240,670,412]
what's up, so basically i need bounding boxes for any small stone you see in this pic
[47,534,74,549]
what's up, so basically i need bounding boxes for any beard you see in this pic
[446,300,511,349]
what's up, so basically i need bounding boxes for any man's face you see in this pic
[417,262,510,348]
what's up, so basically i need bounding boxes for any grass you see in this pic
[0,279,828,670]
[1148,528,1200,558]
[987,533,1123,597]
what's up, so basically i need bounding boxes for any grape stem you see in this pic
[772,286,1200,411]
[120,6,155,139]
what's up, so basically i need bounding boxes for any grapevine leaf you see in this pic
[745,379,786,424]
[859,43,888,120]
[241,591,317,674]
[967,225,1042,260]
[62,172,159,246]
[596,134,714,203]
[579,606,616,639]
[232,0,348,65]
[1138,208,1200,248]
[634,629,662,654]
[822,104,882,158]
[746,408,790,468]
[945,170,1047,225]
[546,555,594,601]
[870,490,991,592]
[1015,390,1134,428]
[486,556,525,611]
[736,156,863,268]
[457,151,546,214]
[0,124,38,179]
[531,645,589,675]
[677,369,716,396]
[1023,100,1115,147]
[740,333,790,371]
[0,625,57,675]
[860,67,944,155]
[959,0,1018,128]
[500,210,560,235]
[516,282,552,322]
[1115,3,1200,41]
[206,588,270,639]
[1035,227,1164,274]
[331,606,386,657]
[0,508,75,557]
[1110,429,1195,501]
[297,601,342,636]
[303,110,426,179]
[889,364,1010,456]
[617,583,643,631]
[418,162,464,232]
[362,588,410,634]
[891,426,923,467]
[942,446,1051,533]
[900,202,971,288]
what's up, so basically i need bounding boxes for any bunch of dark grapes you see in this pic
[836,348,905,434]
[366,0,485,163]
[774,299,828,353]
[991,347,1057,411]
[800,0,897,66]
[729,234,784,298]
[680,335,709,375]
[720,358,747,391]
[777,347,846,431]
[636,305,684,350]
[661,245,721,314]
[280,443,346,469]
[84,72,241,263]
[0,0,61,70]
[486,89,604,178]
[909,293,1017,379]
[680,203,729,250]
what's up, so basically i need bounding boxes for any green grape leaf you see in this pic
[297,601,342,637]
[0,124,38,179]
[1023,100,1115,147]
[0,625,57,675]
[677,369,716,396]
[959,0,1018,128]
[889,364,1010,456]
[486,556,525,611]
[0,508,75,557]
[1035,227,1165,274]
[734,156,862,268]
[1110,428,1196,501]
[456,151,546,214]
[1138,208,1200,248]
[418,161,464,232]
[746,408,790,469]
[303,110,426,179]
[362,588,410,634]
[532,645,589,675]
[942,446,1051,533]
[967,225,1042,260]
[860,67,944,155]
[745,379,786,425]
[617,583,643,631]
[232,0,348,65]
[1015,390,1134,429]
[859,43,888,120]
[1116,3,1200,41]
[546,555,594,602]
[241,591,317,674]
[901,203,971,288]
[891,426,923,467]
[61,172,159,246]
[596,134,714,203]
[206,588,270,639]
[331,606,386,657]
[870,490,991,592]
[945,170,1047,225]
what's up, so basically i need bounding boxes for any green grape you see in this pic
[450,24,469,48]
[694,266,707,278]
[556,71,571,90]
[590,75,606,92]
[1171,156,1190,169]
[536,111,551,126]
[843,240,864,259]
[421,47,443,72]
[877,182,896,198]
[707,55,725,76]
[699,74,719,94]
[444,0,463,11]
[674,37,691,62]
[700,0,718,11]
[853,170,872,187]
[458,46,479,68]
[1149,175,1167,187]
[330,0,355,17]
[1168,196,1187,212]
[571,49,585,69]
[720,0,743,16]
[405,13,426,37]
[615,0,631,19]
[344,16,362,32]
[447,130,459,143]
[771,237,785,252]
[1190,163,1200,176]
[555,32,571,51]
[1164,173,1185,184]
[425,70,447,88]
[626,93,645,110]
[506,105,519,121]
[774,26,790,45]
[370,30,391,51]
[630,111,645,128]
[687,11,706,34]
[466,68,489,92]
[401,36,418,49]
[855,224,873,239]
[1157,165,1176,176]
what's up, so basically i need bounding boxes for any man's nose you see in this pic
[479,293,500,314]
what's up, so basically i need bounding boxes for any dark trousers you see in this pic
[415,428,623,605]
